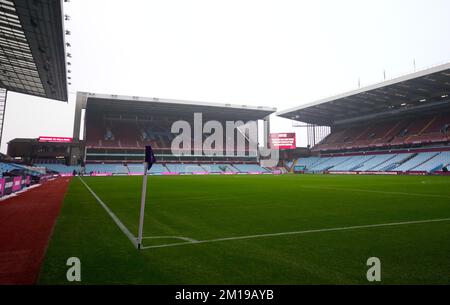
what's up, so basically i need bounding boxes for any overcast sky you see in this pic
[2,0,450,152]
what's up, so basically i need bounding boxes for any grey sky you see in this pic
[2,0,450,152]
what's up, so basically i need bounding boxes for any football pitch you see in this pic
[39,174,450,284]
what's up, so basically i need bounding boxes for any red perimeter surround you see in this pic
[0,177,71,284]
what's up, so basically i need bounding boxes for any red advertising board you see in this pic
[269,133,296,149]
[39,136,73,143]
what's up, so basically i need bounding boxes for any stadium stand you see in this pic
[412,151,450,172]
[309,156,351,172]
[233,164,269,173]
[38,164,81,174]
[277,62,450,175]
[85,164,128,174]
[0,163,21,177]
[200,164,237,173]
[285,161,294,170]
[310,113,450,152]
[295,157,322,169]
[391,152,440,172]
[369,153,414,171]
[35,162,273,175]
[165,164,207,174]
[355,154,397,171]
[331,155,376,171]
[285,150,450,174]
[127,163,168,174]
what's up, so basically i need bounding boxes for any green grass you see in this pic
[39,174,450,284]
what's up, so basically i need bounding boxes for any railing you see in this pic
[0,89,6,147]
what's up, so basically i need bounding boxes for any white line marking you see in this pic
[78,177,138,248]
[301,185,450,199]
[0,184,42,201]
[141,217,450,249]
[142,236,199,242]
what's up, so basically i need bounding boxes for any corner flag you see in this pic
[145,145,156,169]
[137,145,156,250]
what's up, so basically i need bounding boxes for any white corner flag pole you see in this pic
[137,161,149,250]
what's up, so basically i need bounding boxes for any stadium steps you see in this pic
[289,159,298,173]
[405,117,437,143]
[397,153,417,165]
[366,154,397,171]
[349,155,377,171]
[430,164,444,173]
[354,155,394,172]
[419,116,437,135]
[386,153,417,171]
[370,155,399,171]
[372,153,413,171]
[390,152,439,172]
[307,157,331,170]
[199,164,210,172]
[355,125,372,140]
[378,121,402,143]
[228,164,240,172]
[161,164,170,172]
[326,156,354,171]
[409,153,441,171]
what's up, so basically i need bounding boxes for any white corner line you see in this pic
[78,177,138,248]
[141,217,450,250]
[142,236,199,242]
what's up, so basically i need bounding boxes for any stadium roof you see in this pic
[0,0,68,101]
[81,92,277,121]
[278,62,450,126]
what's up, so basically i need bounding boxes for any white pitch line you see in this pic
[142,236,199,242]
[141,217,450,250]
[301,185,450,199]
[78,177,138,248]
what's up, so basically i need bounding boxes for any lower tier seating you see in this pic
[292,150,450,173]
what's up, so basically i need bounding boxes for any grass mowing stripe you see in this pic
[301,185,450,199]
[142,217,450,249]
[78,177,138,248]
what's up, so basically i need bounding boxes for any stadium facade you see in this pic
[0,0,68,144]
[279,62,450,175]
[8,91,280,175]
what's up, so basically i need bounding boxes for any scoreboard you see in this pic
[269,133,296,149]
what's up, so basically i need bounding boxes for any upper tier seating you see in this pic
[314,113,450,151]
[85,115,256,155]
[85,115,173,149]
